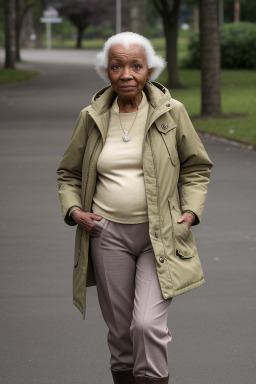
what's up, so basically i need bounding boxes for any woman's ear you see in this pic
[107,69,111,83]
[147,68,154,80]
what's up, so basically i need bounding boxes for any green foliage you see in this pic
[182,31,200,68]
[184,22,256,69]
[51,18,75,40]
[146,0,164,37]
[146,22,164,38]
[84,26,114,39]
[221,22,256,69]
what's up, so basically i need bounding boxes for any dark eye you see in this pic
[113,64,120,70]
[133,64,142,69]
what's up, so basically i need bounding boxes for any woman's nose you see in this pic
[121,66,132,79]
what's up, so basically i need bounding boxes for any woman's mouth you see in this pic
[120,85,136,90]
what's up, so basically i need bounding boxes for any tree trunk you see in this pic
[76,27,84,49]
[163,12,181,88]
[16,23,21,61]
[153,0,182,89]
[4,0,16,69]
[234,0,240,22]
[15,0,21,62]
[129,0,147,35]
[199,0,221,116]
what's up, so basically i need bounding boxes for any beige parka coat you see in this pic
[57,81,213,319]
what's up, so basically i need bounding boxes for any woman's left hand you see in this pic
[177,212,195,229]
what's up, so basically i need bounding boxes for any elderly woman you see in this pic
[57,32,213,384]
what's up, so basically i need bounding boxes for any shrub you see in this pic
[84,26,114,39]
[183,32,200,68]
[183,22,256,69]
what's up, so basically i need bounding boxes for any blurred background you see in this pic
[1,0,256,143]
[0,2,256,384]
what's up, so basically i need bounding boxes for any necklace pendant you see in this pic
[122,133,131,142]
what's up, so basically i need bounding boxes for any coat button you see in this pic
[155,232,159,238]
[161,123,168,130]
[166,103,171,107]
[159,257,164,263]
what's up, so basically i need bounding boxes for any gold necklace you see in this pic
[118,110,139,142]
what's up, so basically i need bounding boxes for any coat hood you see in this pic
[90,81,172,116]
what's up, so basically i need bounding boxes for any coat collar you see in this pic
[87,81,174,142]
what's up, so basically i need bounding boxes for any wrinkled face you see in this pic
[107,44,153,100]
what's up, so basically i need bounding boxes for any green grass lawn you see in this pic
[158,69,256,146]
[0,69,39,86]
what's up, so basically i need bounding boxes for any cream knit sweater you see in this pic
[92,92,149,224]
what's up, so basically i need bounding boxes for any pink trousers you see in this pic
[90,219,172,378]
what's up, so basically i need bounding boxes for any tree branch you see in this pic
[172,0,181,16]
[153,0,178,18]
[152,0,164,16]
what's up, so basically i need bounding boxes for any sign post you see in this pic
[40,7,62,49]
[116,0,122,33]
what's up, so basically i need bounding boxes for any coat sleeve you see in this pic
[56,109,90,226]
[176,103,213,225]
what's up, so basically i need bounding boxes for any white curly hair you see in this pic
[94,32,166,83]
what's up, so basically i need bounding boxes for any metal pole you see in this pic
[46,22,51,49]
[116,0,122,33]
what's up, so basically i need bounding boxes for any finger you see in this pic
[77,219,94,231]
[184,221,190,229]
[93,219,104,228]
[177,215,185,223]
[90,214,103,221]
[177,216,191,229]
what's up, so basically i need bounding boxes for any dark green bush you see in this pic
[183,32,200,69]
[183,22,256,69]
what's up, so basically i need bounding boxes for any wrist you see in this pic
[71,209,82,219]
[184,210,195,221]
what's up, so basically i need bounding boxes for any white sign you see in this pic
[40,17,62,23]
[43,7,59,18]
[40,8,62,49]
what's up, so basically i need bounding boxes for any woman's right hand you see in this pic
[71,210,103,237]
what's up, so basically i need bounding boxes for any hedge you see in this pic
[183,22,256,69]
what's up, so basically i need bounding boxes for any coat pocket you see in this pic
[168,198,197,259]
[160,130,178,166]
[91,218,108,244]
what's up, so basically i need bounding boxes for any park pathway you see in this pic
[0,49,255,384]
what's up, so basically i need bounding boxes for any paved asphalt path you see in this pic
[0,49,255,384]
